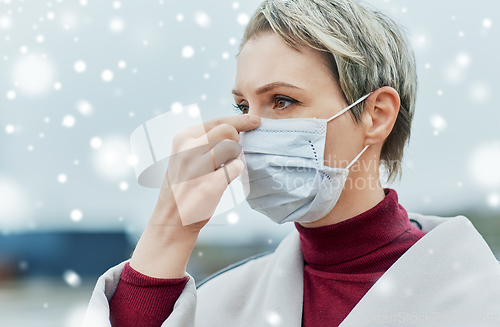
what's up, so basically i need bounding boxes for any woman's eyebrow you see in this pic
[232,81,304,96]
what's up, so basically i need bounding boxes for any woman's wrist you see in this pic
[129,220,199,279]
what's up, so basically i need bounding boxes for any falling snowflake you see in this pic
[189,105,200,118]
[127,154,138,166]
[74,60,86,73]
[119,182,129,191]
[77,99,94,116]
[6,90,16,100]
[0,15,12,30]
[456,53,471,68]
[182,46,194,58]
[58,174,68,184]
[60,11,78,30]
[5,124,15,134]
[18,260,28,271]
[237,13,249,25]
[109,18,125,32]
[0,177,30,228]
[63,269,82,287]
[487,193,500,208]
[265,311,283,326]
[70,209,83,222]
[90,137,102,149]
[468,82,491,104]
[12,55,55,95]
[430,114,447,135]
[194,11,211,28]
[101,69,114,82]
[373,277,393,295]
[171,102,183,114]
[227,212,239,224]
[91,136,132,180]
[443,63,465,84]
[62,115,76,128]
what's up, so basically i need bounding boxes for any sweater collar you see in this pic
[294,188,413,267]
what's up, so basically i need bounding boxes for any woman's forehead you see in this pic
[234,32,332,94]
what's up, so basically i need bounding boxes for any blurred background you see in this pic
[0,0,499,326]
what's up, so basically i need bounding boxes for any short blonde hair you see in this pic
[238,0,418,182]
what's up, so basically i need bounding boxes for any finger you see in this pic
[167,142,211,185]
[167,139,241,185]
[183,114,261,138]
[205,123,239,144]
[175,158,245,227]
[204,114,261,134]
[208,139,242,171]
[211,158,244,188]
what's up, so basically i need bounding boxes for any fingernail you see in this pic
[249,115,260,124]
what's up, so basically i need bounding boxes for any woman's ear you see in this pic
[361,86,400,146]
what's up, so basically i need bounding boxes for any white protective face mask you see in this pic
[238,92,372,224]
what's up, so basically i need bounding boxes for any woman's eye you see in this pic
[274,96,298,110]
[231,96,298,114]
[232,103,249,114]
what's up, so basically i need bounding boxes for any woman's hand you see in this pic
[129,114,261,278]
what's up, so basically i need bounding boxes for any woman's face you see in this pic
[233,31,368,169]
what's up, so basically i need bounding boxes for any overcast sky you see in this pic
[0,0,498,245]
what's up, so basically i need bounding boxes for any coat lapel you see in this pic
[251,228,305,327]
[194,227,305,327]
[338,214,500,326]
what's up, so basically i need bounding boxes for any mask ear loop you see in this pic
[346,145,370,170]
[326,92,373,123]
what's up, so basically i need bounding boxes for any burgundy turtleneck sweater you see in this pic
[109,188,425,327]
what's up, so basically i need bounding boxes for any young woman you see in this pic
[83,0,500,326]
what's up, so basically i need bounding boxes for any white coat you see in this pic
[82,212,500,327]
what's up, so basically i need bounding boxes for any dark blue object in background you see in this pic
[0,232,134,278]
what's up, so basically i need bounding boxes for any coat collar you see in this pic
[193,213,500,327]
[339,213,500,326]
[274,213,500,327]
